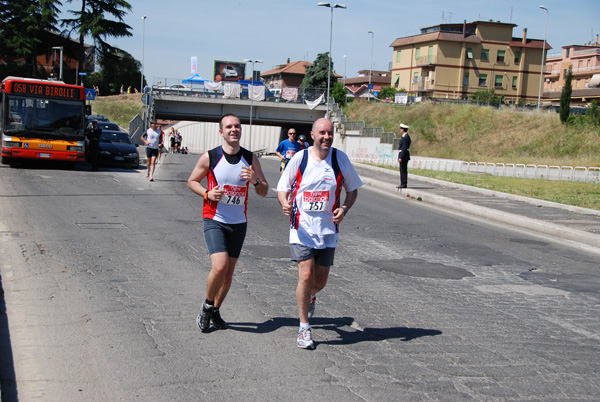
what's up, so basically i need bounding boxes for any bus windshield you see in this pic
[4,95,85,140]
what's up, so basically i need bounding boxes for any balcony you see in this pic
[415,56,437,66]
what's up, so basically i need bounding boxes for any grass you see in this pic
[90,94,144,129]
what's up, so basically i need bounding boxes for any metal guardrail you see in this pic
[352,157,600,183]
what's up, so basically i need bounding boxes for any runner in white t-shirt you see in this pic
[277,117,363,349]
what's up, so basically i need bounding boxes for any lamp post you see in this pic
[368,30,374,101]
[141,15,147,92]
[318,2,346,116]
[243,59,262,152]
[51,46,63,81]
[537,5,548,110]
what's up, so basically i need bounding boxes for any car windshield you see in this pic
[100,132,133,144]
[98,122,120,131]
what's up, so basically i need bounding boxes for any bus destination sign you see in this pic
[10,81,81,100]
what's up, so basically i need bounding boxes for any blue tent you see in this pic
[182,74,208,84]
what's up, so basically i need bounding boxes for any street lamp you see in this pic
[141,15,147,92]
[537,5,548,110]
[243,59,262,152]
[318,2,346,116]
[52,46,64,81]
[368,30,374,101]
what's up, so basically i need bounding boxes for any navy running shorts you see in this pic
[146,147,159,158]
[203,218,247,258]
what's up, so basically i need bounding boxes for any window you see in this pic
[512,76,518,88]
[481,49,489,62]
[464,73,469,85]
[415,48,421,59]
[413,72,419,82]
[564,69,568,79]
[396,50,401,62]
[466,48,473,59]
[497,50,505,63]
[566,48,570,58]
[495,75,503,87]
[514,51,521,64]
[428,46,434,63]
[393,75,400,86]
[479,74,488,86]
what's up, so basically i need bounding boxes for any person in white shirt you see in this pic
[277,117,363,349]
[142,122,161,181]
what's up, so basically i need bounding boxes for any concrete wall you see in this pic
[169,121,281,154]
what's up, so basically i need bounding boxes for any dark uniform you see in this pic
[397,124,411,188]
[87,121,102,171]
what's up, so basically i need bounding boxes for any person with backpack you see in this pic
[276,117,363,349]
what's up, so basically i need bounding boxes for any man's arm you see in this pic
[242,154,269,197]
[187,152,224,201]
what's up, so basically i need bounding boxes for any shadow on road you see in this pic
[0,274,18,401]
[227,316,442,346]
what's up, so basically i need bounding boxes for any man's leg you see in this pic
[149,156,156,178]
[296,258,314,323]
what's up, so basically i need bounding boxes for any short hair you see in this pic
[220,113,239,129]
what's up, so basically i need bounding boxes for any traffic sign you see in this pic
[85,89,95,100]
[79,72,87,76]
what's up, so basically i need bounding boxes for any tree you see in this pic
[0,0,62,76]
[471,89,503,104]
[331,82,347,106]
[585,100,600,125]
[61,0,133,73]
[378,86,397,100]
[559,67,573,123]
[300,52,336,89]
[87,49,140,94]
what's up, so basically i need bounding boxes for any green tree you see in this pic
[331,81,347,106]
[585,100,599,125]
[559,67,573,123]
[86,49,140,94]
[300,52,336,89]
[377,86,397,100]
[471,89,503,104]
[0,0,62,76]
[62,0,133,73]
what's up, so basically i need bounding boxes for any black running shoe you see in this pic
[211,309,228,330]
[196,304,213,332]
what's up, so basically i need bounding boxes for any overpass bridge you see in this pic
[146,93,329,136]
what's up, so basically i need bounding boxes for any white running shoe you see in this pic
[297,327,315,349]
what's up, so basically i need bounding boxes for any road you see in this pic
[1,155,599,401]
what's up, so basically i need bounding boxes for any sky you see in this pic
[60,0,599,88]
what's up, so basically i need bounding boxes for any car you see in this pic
[223,65,239,78]
[86,114,110,123]
[96,121,122,131]
[96,130,140,169]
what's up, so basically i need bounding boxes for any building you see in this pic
[542,36,600,106]
[389,20,550,103]
[343,70,391,99]
[261,59,312,90]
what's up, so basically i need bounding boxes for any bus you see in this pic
[1,76,87,166]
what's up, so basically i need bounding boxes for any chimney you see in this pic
[287,58,290,64]
[522,28,527,44]
[596,34,598,45]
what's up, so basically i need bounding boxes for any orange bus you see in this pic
[1,76,87,166]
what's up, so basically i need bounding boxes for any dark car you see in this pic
[97,130,140,169]
[96,121,122,131]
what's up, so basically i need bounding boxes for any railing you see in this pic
[352,156,600,183]
[415,56,437,66]
[573,48,600,57]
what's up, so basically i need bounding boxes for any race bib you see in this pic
[220,185,247,206]
[285,150,296,159]
[302,190,330,212]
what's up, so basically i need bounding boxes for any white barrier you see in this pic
[354,156,600,183]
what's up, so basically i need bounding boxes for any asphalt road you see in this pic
[1,154,599,401]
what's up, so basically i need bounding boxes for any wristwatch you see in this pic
[253,178,261,187]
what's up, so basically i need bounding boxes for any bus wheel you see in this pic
[1,156,11,165]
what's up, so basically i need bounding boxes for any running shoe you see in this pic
[149,176,154,182]
[211,309,228,330]
[308,295,316,319]
[196,304,213,332]
[297,327,315,349]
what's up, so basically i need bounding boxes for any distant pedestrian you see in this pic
[397,123,411,189]
[275,128,301,173]
[187,113,269,332]
[86,120,102,171]
[142,122,161,181]
[298,134,308,150]
[169,127,176,153]
[120,85,124,94]
[156,124,165,165]
[277,117,363,349]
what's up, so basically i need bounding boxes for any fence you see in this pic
[352,156,600,183]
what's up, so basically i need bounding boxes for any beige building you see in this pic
[543,37,600,106]
[389,21,550,103]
